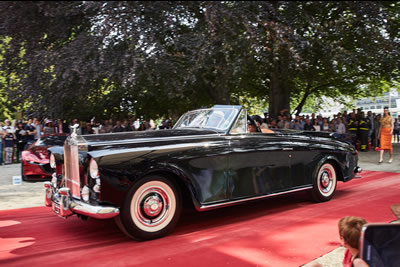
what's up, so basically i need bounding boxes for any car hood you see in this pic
[68,128,222,148]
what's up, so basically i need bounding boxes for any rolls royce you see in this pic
[45,105,361,240]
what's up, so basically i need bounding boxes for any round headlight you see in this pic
[89,158,100,179]
[82,186,90,202]
[50,154,56,169]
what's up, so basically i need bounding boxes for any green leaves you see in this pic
[0,1,399,120]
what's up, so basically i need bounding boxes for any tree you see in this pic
[0,1,399,121]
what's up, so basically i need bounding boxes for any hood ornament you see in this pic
[71,124,80,138]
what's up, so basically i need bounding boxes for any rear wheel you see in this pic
[310,162,337,202]
[118,175,182,240]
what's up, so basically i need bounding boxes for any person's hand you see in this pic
[353,258,369,267]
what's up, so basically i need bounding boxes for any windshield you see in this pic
[174,108,239,131]
[35,135,68,147]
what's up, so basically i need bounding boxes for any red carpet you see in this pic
[0,170,399,267]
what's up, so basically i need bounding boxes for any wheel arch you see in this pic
[142,168,201,211]
[313,155,344,182]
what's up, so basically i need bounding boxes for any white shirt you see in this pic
[336,123,346,134]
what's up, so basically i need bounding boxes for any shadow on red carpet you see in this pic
[0,170,399,267]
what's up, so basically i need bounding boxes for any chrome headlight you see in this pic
[81,186,90,202]
[50,154,56,169]
[89,158,100,179]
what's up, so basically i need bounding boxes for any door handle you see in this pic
[282,148,293,151]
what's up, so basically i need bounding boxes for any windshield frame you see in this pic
[173,106,242,133]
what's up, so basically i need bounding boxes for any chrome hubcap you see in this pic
[321,171,330,188]
[318,165,336,196]
[135,186,171,228]
[143,195,163,217]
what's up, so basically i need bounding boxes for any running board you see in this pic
[197,186,313,211]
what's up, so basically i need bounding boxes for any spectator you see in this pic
[358,112,370,152]
[113,121,125,132]
[3,128,16,164]
[56,118,70,134]
[394,118,399,143]
[33,117,42,140]
[278,115,290,129]
[313,119,321,131]
[159,121,168,130]
[133,118,141,130]
[347,112,358,146]
[100,119,113,133]
[338,216,368,267]
[290,115,304,130]
[138,122,146,131]
[374,114,381,149]
[149,119,156,130]
[85,123,94,134]
[43,119,55,135]
[367,111,375,148]
[304,119,316,131]
[335,118,346,139]
[321,118,330,132]
[329,119,336,132]
[2,119,15,132]
[24,118,36,149]
[269,119,279,129]
[310,216,367,267]
[15,121,27,163]
[123,120,134,131]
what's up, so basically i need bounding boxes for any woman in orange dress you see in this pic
[379,106,394,163]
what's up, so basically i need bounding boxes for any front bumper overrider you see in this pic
[44,182,119,219]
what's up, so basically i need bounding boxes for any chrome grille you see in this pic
[64,143,81,198]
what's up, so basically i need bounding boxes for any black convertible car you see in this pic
[45,105,361,240]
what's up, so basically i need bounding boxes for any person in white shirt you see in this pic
[335,118,346,139]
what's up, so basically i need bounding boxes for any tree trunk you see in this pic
[268,47,290,119]
[293,84,312,116]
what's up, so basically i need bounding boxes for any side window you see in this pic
[230,109,246,134]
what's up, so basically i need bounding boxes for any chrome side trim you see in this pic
[88,142,223,158]
[89,134,222,147]
[197,186,313,211]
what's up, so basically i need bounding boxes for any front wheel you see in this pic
[310,162,337,202]
[119,176,182,240]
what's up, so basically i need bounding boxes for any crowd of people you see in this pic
[250,107,398,161]
[0,117,173,165]
[0,106,398,165]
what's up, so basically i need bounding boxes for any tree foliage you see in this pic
[0,1,399,121]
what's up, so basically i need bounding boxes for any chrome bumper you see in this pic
[44,182,120,219]
[355,166,363,178]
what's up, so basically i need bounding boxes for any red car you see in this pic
[21,134,69,181]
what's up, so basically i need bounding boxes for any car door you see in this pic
[287,133,336,187]
[227,132,293,200]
